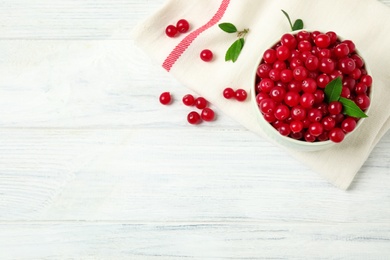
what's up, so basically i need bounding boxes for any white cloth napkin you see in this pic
[133,0,390,190]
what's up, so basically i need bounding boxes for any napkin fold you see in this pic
[133,0,390,190]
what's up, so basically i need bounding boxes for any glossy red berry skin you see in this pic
[304,131,316,142]
[305,55,319,71]
[284,92,300,107]
[269,86,286,103]
[293,66,308,81]
[355,94,370,110]
[329,128,345,143]
[187,111,201,125]
[165,25,178,38]
[334,43,350,58]
[259,78,274,93]
[200,49,213,62]
[235,89,248,101]
[263,49,277,64]
[322,116,336,131]
[341,117,357,133]
[276,45,291,61]
[328,101,343,115]
[314,34,331,48]
[281,33,297,49]
[308,122,324,137]
[223,88,235,99]
[176,19,190,33]
[361,75,373,87]
[274,104,290,121]
[259,98,276,114]
[291,106,307,121]
[319,58,335,74]
[307,108,323,122]
[195,97,208,109]
[316,74,330,88]
[201,108,215,122]
[257,64,272,78]
[338,57,356,74]
[300,93,315,108]
[159,92,172,105]
[290,120,304,133]
[181,94,194,106]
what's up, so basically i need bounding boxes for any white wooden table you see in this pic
[1,1,390,259]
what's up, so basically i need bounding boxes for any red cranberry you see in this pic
[280,69,294,83]
[317,74,330,88]
[309,122,324,137]
[269,86,286,103]
[329,128,345,143]
[322,116,336,131]
[328,101,343,115]
[290,120,304,133]
[301,78,317,93]
[195,97,208,109]
[307,108,323,122]
[159,92,172,105]
[338,57,356,74]
[187,111,201,124]
[257,64,272,78]
[293,66,308,81]
[259,78,275,93]
[326,31,337,45]
[274,104,290,121]
[176,19,190,33]
[165,25,178,38]
[182,94,195,106]
[276,45,291,61]
[291,106,307,121]
[260,98,276,114]
[223,88,235,99]
[235,89,248,101]
[319,58,335,74]
[200,49,213,62]
[300,93,315,108]
[305,55,319,71]
[284,92,300,107]
[201,108,215,121]
[314,34,331,48]
[341,117,357,133]
[355,94,370,110]
[281,33,297,49]
[361,75,373,87]
[334,43,350,58]
[263,49,277,64]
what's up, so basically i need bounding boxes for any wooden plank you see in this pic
[1,223,389,259]
[0,129,389,222]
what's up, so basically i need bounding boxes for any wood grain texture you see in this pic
[1,223,390,259]
[0,0,389,259]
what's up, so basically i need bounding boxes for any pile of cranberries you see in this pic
[255,30,372,143]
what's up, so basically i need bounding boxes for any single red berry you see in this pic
[350,68,362,80]
[300,93,315,108]
[269,86,286,103]
[263,49,277,64]
[313,89,325,104]
[200,49,213,62]
[195,97,208,109]
[341,117,357,133]
[355,94,370,110]
[293,66,308,81]
[361,75,373,87]
[317,74,330,88]
[299,51,312,62]
[328,101,343,115]
[278,123,291,136]
[269,69,281,81]
[343,77,356,90]
[311,31,321,40]
[235,89,248,101]
[319,58,335,74]
[301,78,317,93]
[291,106,307,121]
[307,108,323,122]
[259,78,275,93]
[290,120,304,133]
[355,82,368,94]
[287,80,302,92]
[290,131,304,140]
[290,58,304,70]
[279,69,294,83]
[165,25,178,38]
[276,45,291,61]
[274,104,290,121]
[304,131,316,142]
[317,132,329,142]
[329,70,343,81]
[338,57,356,74]
[159,92,172,105]
[329,128,345,143]
[341,87,351,98]
[284,92,300,107]
[176,19,190,33]
[298,40,312,52]
[315,102,329,116]
[223,87,235,99]
[314,34,331,48]
[297,31,311,41]
[308,122,324,137]
[326,31,338,45]
[187,111,201,125]
[260,98,276,114]
[281,33,297,49]
[331,113,345,124]
[182,94,195,106]
[257,63,272,78]
[273,60,287,71]
[321,116,336,131]
[201,108,215,122]
[305,55,319,71]
[318,49,331,59]
[334,43,350,58]
[351,54,364,68]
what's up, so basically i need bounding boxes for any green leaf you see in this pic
[281,10,293,31]
[292,19,304,31]
[324,77,342,103]
[339,97,368,118]
[219,23,237,33]
[225,38,243,63]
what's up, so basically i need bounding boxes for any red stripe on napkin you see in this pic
[162,0,230,71]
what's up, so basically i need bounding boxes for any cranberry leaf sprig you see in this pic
[324,77,368,118]
[281,10,304,31]
[219,22,249,63]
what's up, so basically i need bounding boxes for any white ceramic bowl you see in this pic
[251,30,372,151]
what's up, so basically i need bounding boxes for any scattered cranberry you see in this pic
[182,94,195,106]
[187,111,201,125]
[195,97,208,109]
[200,49,213,62]
[176,19,190,33]
[201,108,215,121]
[235,89,248,101]
[223,88,235,99]
[159,92,172,105]
[165,25,178,38]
